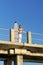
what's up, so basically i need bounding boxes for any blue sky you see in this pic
[0,0,43,65]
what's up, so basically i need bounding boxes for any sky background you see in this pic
[0,0,43,65]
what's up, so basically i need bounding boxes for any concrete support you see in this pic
[10,29,15,42]
[4,60,12,65]
[15,48,26,55]
[27,31,32,44]
[14,55,23,65]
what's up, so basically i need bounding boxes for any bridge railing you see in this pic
[0,28,10,41]
[32,32,43,44]
[0,28,27,42]
[0,28,43,44]
[10,29,27,43]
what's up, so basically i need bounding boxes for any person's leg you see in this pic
[19,34,22,43]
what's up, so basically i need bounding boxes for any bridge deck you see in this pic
[0,41,43,62]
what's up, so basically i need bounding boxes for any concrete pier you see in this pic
[14,55,23,65]
[4,60,12,65]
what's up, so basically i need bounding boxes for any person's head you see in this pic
[19,25,22,28]
[19,25,24,32]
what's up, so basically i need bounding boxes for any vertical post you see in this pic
[4,60,12,65]
[27,31,32,44]
[10,29,15,42]
[14,55,23,65]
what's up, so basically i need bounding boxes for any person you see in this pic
[18,25,24,43]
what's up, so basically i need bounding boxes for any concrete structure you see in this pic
[0,28,43,65]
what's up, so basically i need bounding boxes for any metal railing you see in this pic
[0,28,43,44]
[0,28,27,42]
[0,28,10,41]
[22,32,27,43]
[32,32,43,44]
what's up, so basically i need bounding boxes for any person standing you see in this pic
[18,25,24,43]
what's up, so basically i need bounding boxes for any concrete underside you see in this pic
[0,54,43,63]
[0,41,43,63]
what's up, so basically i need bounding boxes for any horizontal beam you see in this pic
[0,41,43,62]
[0,41,43,53]
[0,53,43,63]
[0,40,43,48]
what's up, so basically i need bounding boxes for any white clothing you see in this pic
[19,34,22,43]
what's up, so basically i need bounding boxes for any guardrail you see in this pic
[32,32,43,44]
[10,29,27,43]
[0,28,27,42]
[0,28,43,44]
[0,28,10,41]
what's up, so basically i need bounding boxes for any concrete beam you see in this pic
[15,48,27,55]
[14,55,23,65]
[4,60,12,65]
[0,50,8,54]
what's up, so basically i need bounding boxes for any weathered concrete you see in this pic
[15,48,27,54]
[14,55,23,65]
[4,60,12,65]
[10,29,15,42]
[27,32,32,44]
[0,29,43,64]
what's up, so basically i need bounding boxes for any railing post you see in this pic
[27,31,32,44]
[10,29,15,42]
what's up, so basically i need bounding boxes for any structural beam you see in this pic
[4,60,12,65]
[14,55,23,65]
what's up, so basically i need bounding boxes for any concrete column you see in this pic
[10,29,15,42]
[14,55,23,65]
[27,31,32,44]
[4,60,12,65]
